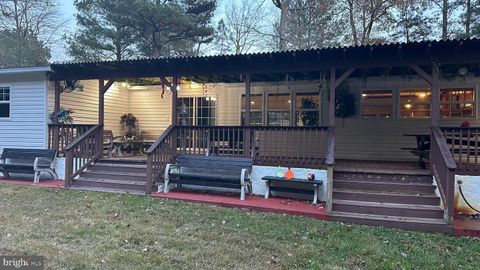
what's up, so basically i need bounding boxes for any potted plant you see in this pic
[120,113,138,138]
[49,107,74,124]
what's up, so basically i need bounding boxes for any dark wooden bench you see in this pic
[0,148,58,183]
[262,176,323,204]
[163,154,253,200]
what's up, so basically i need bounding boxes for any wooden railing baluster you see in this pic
[64,125,102,187]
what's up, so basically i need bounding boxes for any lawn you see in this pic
[0,185,478,270]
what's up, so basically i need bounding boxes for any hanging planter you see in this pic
[335,82,356,126]
[49,107,74,124]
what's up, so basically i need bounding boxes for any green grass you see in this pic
[0,185,478,270]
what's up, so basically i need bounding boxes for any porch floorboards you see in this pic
[334,159,430,175]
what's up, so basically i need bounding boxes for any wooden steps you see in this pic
[331,171,452,234]
[69,159,148,194]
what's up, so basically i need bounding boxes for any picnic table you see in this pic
[402,134,431,169]
[262,176,323,204]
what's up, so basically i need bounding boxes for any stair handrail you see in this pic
[64,124,103,187]
[430,126,457,224]
[146,125,176,194]
[325,126,335,213]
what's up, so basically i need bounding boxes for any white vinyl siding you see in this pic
[0,72,48,152]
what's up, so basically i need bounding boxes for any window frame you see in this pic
[399,88,432,119]
[176,95,217,126]
[360,89,394,119]
[295,92,321,126]
[439,87,476,119]
[241,93,264,126]
[0,86,11,120]
[267,93,291,126]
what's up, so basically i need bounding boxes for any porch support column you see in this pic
[244,73,251,125]
[409,64,440,126]
[172,76,178,125]
[329,68,336,126]
[329,67,356,126]
[431,64,440,126]
[99,79,105,126]
[54,81,61,120]
[244,73,252,157]
[52,81,62,151]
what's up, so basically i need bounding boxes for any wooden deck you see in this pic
[334,159,430,175]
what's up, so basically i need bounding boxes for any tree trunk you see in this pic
[348,0,358,46]
[465,0,472,37]
[442,0,448,40]
[278,0,290,50]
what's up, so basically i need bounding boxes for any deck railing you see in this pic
[48,124,95,156]
[431,126,457,224]
[64,125,103,187]
[252,126,329,167]
[145,125,331,194]
[145,125,176,194]
[440,127,480,172]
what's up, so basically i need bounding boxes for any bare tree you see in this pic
[391,0,434,42]
[0,0,67,46]
[215,0,271,54]
[343,0,395,46]
[272,0,290,50]
[431,0,462,40]
[283,0,340,49]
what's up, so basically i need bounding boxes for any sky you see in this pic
[51,0,76,61]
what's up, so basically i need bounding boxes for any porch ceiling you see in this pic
[50,38,480,81]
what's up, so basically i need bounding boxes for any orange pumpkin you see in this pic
[285,168,294,180]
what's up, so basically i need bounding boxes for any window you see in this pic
[267,94,290,126]
[0,87,10,118]
[177,97,194,125]
[400,88,431,118]
[241,94,263,125]
[177,96,216,126]
[440,88,475,118]
[361,90,393,118]
[296,93,320,126]
[196,97,216,126]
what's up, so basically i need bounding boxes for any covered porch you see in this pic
[46,38,480,232]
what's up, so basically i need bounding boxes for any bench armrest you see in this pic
[34,157,55,170]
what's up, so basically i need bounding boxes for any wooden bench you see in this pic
[0,148,58,183]
[163,155,253,200]
[262,176,323,204]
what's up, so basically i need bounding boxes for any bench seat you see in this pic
[163,154,253,200]
[262,176,323,204]
[0,148,58,183]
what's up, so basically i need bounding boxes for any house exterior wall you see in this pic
[0,72,48,152]
[48,80,128,137]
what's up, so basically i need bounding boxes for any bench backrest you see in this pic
[176,154,252,172]
[1,148,57,164]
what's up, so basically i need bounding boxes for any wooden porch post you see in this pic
[410,63,440,126]
[54,81,61,119]
[329,68,336,126]
[98,79,105,126]
[52,81,61,151]
[98,79,105,156]
[244,73,252,157]
[172,76,178,125]
[171,76,178,157]
[431,64,440,126]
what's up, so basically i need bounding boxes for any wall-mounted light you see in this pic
[458,67,468,76]
[404,103,412,109]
